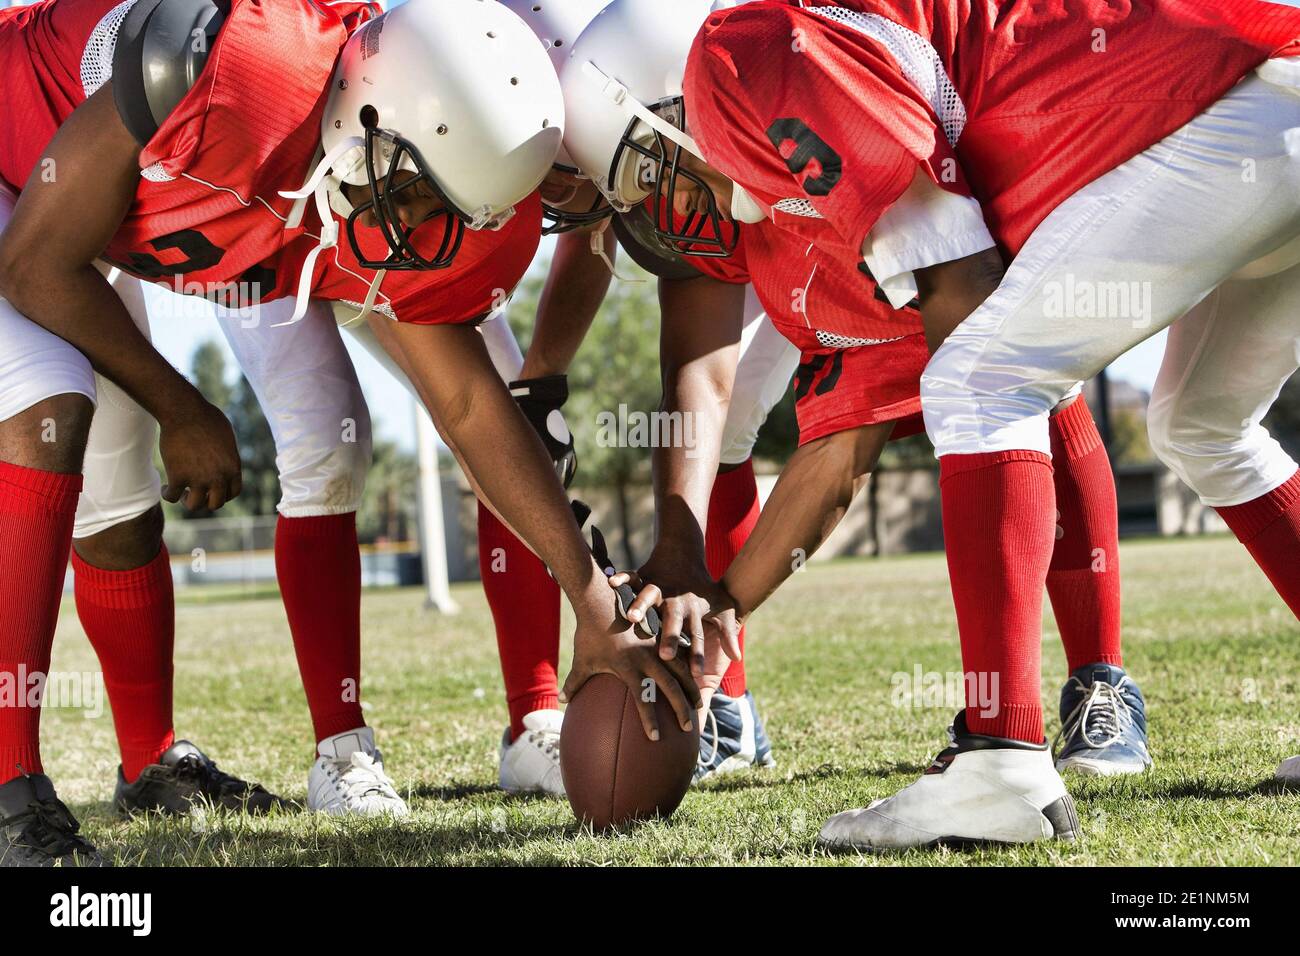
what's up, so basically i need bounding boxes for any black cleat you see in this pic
[0,772,104,867]
[115,740,288,816]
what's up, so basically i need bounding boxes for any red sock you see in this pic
[1217,470,1300,617]
[939,451,1055,743]
[478,502,560,740]
[706,459,761,698]
[73,545,176,782]
[1046,399,1123,673]
[275,514,364,745]
[0,462,81,785]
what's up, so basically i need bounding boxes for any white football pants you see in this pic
[219,280,798,518]
[922,62,1300,507]
[0,185,162,538]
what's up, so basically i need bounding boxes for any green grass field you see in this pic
[40,534,1300,866]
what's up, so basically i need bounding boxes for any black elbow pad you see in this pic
[112,0,228,146]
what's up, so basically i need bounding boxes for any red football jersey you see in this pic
[692,218,923,353]
[686,0,1300,256]
[0,0,538,325]
[690,217,929,443]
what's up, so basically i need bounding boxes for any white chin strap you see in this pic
[581,60,745,223]
[582,61,706,160]
[275,136,386,327]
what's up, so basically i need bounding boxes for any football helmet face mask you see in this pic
[316,0,564,270]
[610,97,736,257]
[561,0,738,257]
[344,126,466,271]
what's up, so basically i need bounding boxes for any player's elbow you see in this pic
[0,236,59,318]
[0,237,29,307]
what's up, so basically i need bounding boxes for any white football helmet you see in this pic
[503,0,614,234]
[315,0,564,270]
[502,0,611,173]
[558,0,735,256]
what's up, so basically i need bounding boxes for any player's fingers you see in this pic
[207,482,227,513]
[626,583,662,624]
[664,650,702,711]
[183,483,207,512]
[558,665,591,705]
[722,620,743,663]
[708,610,743,662]
[229,468,243,501]
[658,603,685,660]
[650,658,698,732]
[607,570,641,590]
[687,608,706,681]
[160,480,184,504]
[625,668,661,741]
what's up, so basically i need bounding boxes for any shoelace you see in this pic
[526,728,561,762]
[9,799,91,857]
[697,707,721,772]
[1056,680,1136,751]
[333,751,400,805]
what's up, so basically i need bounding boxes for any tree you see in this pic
[180,339,279,519]
[1109,407,1154,466]
[229,374,279,517]
[190,340,232,410]
[357,436,419,544]
[1264,371,1300,463]
[510,260,663,564]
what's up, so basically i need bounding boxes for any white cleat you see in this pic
[308,727,409,817]
[818,713,1080,851]
[498,709,565,796]
[1276,755,1300,785]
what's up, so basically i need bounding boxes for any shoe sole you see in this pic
[694,750,780,784]
[817,795,1081,852]
[1056,757,1151,777]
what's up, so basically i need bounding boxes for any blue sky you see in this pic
[4,0,1168,452]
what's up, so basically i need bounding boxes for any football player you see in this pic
[557,0,1150,783]
[0,0,697,866]
[499,0,795,783]
[668,0,1300,846]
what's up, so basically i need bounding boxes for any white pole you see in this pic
[415,400,458,613]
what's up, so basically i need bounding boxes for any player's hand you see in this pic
[609,551,743,681]
[561,584,701,742]
[700,599,742,697]
[157,392,242,512]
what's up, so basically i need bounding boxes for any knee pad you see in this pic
[275,394,373,517]
[74,374,161,538]
[1147,408,1295,507]
[921,344,1063,458]
[0,307,97,424]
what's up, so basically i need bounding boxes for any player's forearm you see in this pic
[453,390,606,604]
[0,263,201,425]
[722,428,876,619]
[650,277,744,562]
[393,321,605,606]
[650,361,729,565]
[520,227,615,378]
[0,80,199,426]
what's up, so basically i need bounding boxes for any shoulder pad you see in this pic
[113,0,228,146]
[611,205,703,282]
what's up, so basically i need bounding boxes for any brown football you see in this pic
[560,673,699,831]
